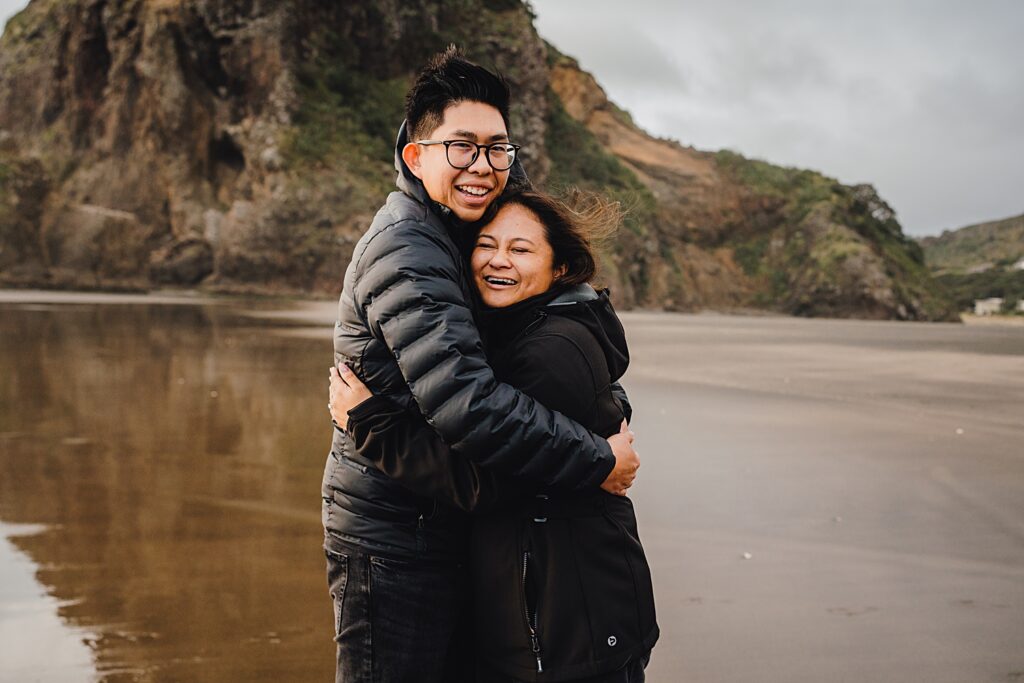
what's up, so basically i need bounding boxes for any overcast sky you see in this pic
[3,1,1021,235]
[531,0,1024,236]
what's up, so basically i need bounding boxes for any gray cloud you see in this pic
[531,0,1024,235]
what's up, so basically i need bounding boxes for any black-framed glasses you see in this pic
[416,139,521,171]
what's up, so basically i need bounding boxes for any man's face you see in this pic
[404,100,511,223]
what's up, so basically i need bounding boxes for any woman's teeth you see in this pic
[484,276,516,285]
[457,185,489,196]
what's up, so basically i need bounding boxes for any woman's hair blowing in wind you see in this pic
[495,189,621,286]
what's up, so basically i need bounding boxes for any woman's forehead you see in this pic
[485,204,544,234]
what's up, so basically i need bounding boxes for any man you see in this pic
[322,46,639,683]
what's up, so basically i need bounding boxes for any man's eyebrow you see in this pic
[449,130,509,142]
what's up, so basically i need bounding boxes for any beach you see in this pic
[1,291,1022,682]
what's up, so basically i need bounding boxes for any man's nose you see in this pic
[466,149,492,174]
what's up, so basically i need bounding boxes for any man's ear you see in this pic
[402,143,423,179]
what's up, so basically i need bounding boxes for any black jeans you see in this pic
[324,535,470,683]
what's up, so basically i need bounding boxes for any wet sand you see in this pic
[1,291,1022,682]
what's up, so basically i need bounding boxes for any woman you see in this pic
[330,191,658,682]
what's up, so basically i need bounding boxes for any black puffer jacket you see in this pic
[323,123,616,558]
[348,285,659,681]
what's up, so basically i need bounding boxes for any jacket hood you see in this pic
[393,119,532,225]
[546,284,630,382]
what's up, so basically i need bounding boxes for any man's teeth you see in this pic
[485,276,516,285]
[458,186,489,196]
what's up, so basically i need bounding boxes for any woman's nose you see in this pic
[489,249,511,267]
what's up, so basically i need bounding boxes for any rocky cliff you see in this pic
[0,0,958,320]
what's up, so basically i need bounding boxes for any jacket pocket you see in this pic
[560,508,650,663]
[601,498,657,641]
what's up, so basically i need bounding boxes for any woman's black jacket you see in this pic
[347,285,659,681]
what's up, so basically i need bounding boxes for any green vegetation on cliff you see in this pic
[919,213,1024,274]
[715,151,957,320]
[918,212,1024,313]
[935,270,1024,313]
[282,1,539,180]
[544,88,656,234]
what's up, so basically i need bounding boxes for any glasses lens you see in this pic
[446,141,477,169]
[488,144,516,171]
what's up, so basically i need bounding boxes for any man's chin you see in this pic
[451,205,488,223]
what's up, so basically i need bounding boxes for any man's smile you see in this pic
[456,184,492,198]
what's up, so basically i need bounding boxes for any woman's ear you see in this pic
[402,143,423,179]
[554,263,568,280]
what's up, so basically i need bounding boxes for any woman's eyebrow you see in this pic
[509,237,536,246]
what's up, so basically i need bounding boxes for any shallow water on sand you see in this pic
[0,296,336,682]
[1,292,1022,682]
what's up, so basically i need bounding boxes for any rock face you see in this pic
[0,0,958,320]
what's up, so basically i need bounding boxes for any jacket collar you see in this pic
[547,283,600,306]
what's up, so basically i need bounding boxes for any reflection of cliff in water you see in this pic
[0,302,335,681]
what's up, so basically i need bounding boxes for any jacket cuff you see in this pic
[582,440,617,490]
[347,394,397,426]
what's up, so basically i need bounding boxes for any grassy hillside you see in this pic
[917,213,1024,313]
[919,213,1024,274]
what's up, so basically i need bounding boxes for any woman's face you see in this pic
[471,204,566,308]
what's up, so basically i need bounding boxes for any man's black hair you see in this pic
[406,45,511,141]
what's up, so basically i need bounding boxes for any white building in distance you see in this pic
[974,298,1004,315]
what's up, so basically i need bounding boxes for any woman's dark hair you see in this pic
[496,190,620,286]
[406,45,511,141]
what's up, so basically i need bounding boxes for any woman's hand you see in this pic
[328,363,374,430]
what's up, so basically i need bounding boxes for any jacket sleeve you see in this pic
[346,396,523,513]
[352,219,615,490]
[611,381,632,423]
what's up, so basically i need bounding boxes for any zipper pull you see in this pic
[531,635,543,672]
[417,513,425,529]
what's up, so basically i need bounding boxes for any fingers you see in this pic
[338,363,369,391]
[330,365,352,389]
[618,419,635,443]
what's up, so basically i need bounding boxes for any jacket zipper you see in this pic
[522,551,543,672]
